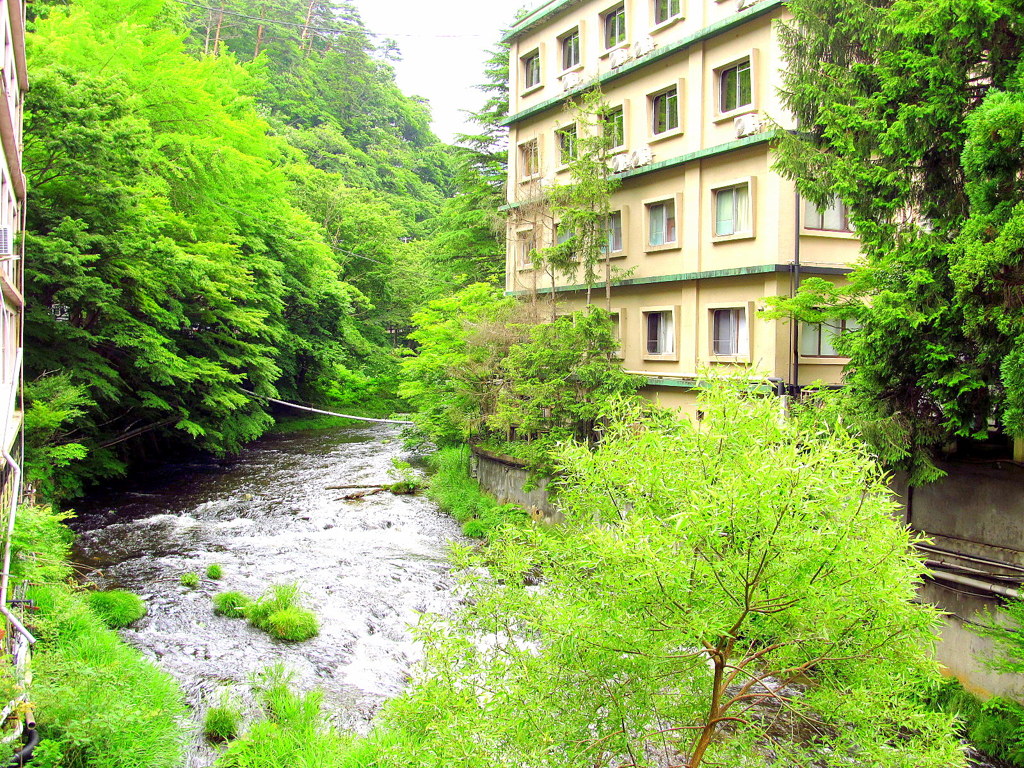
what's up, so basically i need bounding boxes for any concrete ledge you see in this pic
[470,445,562,524]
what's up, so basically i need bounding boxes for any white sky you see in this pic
[350,0,537,143]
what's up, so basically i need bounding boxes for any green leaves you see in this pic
[776,0,1024,477]
[382,384,963,767]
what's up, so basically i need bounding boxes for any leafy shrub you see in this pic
[247,585,318,642]
[203,700,242,743]
[206,564,223,580]
[213,591,252,619]
[180,573,200,588]
[970,698,1024,766]
[87,590,146,629]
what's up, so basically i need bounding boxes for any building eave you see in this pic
[505,263,853,297]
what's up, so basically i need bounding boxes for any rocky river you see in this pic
[70,422,461,767]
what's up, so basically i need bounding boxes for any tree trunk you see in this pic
[212,9,224,56]
[254,7,265,58]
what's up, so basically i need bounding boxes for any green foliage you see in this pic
[919,678,984,736]
[426,446,524,540]
[970,698,1024,766]
[23,375,90,501]
[24,0,454,502]
[86,590,146,629]
[775,0,1024,479]
[29,584,186,768]
[385,383,963,767]
[399,283,520,445]
[8,504,74,584]
[203,696,243,744]
[180,573,200,589]
[213,591,252,619]
[427,33,511,287]
[206,564,223,580]
[539,89,620,306]
[401,285,646,468]
[214,665,355,767]
[247,584,318,642]
[490,307,645,463]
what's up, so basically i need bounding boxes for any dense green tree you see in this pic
[773,0,1024,480]
[24,0,390,496]
[380,384,964,767]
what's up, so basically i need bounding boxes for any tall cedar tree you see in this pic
[774,0,1024,481]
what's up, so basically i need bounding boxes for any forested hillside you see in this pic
[23,0,504,500]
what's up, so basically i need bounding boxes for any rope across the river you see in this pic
[241,389,415,425]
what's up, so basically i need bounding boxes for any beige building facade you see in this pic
[503,0,860,413]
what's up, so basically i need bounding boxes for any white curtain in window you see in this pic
[735,185,751,232]
[737,309,748,352]
[822,197,844,231]
[649,204,666,245]
[715,190,733,236]
[662,312,674,354]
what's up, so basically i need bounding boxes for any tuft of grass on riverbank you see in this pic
[215,665,360,766]
[87,589,147,629]
[427,446,525,540]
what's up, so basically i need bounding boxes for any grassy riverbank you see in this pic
[12,506,187,768]
[425,445,524,540]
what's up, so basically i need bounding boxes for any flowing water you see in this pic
[68,422,1005,768]
[71,423,462,767]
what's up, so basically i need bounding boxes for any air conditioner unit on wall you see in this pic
[632,146,654,167]
[633,36,657,57]
[610,153,634,173]
[0,228,13,256]
[734,113,761,138]
[560,71,583,91]
[609,47,632,69]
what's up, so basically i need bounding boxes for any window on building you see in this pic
[561,29,581,70]
[519,140,539,179]
[604,4,626,49]
[654,0,681,24]
[517,230,537,268]
[800,318,860,357]
[557,124,578,165]
[652,87,679,135]
[714,184,751,236]
[605,105,625,148]
[720,59,752,113]
[645,310,674,355]
[604,211,624,253]
[712,308,748,356]
[523,51,541,89]
[648,200,676,246]
[804,196,854,232]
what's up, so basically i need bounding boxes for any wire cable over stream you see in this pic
[240,389,414,425]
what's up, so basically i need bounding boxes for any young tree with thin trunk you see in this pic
[386,383,965,768]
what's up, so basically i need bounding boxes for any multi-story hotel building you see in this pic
[503,0,860,413]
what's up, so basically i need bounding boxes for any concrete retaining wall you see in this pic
[470,447,561,524]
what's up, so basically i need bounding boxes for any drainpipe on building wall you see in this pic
[790,190,801,396]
